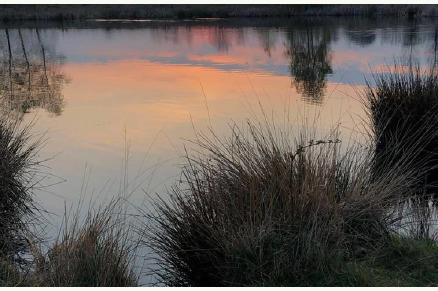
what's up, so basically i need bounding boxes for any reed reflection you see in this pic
[345,30,376,47]
[256,27,278,58]
[403,21,421,48]
[0,29,68,116]
[428,25,438,66]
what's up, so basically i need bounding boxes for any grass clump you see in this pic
[334,235,438,286]
[0,113,42,268]
[0,108,139,287]
[144,118,419,286]
[364,64,438,205]
[0,257,23,286]
[28,199,139,287]
[374,236,438,276]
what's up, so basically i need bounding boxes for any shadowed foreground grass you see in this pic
[1,197,139,287]
[140,63,438,286]
[329,235,438,286]
[364,64,438,239]
[141,114,438,286]
[27,198,139,287]
[0,113,42,272]
[364,65,438,201]
[0,112,138,287]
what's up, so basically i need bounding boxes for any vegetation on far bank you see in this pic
[0,4,437,22]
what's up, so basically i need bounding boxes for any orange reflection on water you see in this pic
[41,59,367,155]
[30,59,366,218]
[187,54,249,65]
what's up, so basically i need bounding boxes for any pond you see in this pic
[1,17,438,279]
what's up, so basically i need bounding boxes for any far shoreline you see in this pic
[0,4,437,22]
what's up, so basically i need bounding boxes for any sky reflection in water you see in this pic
[1,18,438,235]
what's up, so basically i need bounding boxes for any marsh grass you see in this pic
[26,197,139,287]
[142,115,426,286]
[0,113,43,267]
[347,234,438,286]
[363,64,438,242]
[0,113,147,287]
[0,196,140,287]
[0,257,23,286]
[364,64,438,202]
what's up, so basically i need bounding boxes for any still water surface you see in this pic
[1,17,438,243]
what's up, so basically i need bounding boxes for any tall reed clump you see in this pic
[0,113,41,270]
[27,198,139,287]
[144,119,420,286]
[364,64,438,205]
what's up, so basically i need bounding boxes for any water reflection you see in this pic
[1,20,438,279]
[428,25,438,66]
[2,19,438,108]
[256,27,278,57]
[209,26,231,52]
[0,29,68,115]
[403,21,421,47]
[345,30,376,47]
[285,22,334,104]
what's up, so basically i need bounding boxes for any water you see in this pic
[1,17,438,282]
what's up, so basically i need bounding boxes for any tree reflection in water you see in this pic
[285,23,334,105]
[0,28,68,116]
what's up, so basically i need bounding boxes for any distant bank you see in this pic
[0,4,437,22]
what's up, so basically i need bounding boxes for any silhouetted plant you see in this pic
[143,117,420,286]
[0,114,42,265]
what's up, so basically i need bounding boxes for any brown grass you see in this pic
[0,112,42,268]
[142,117,422,286]
[26,198,139,287]
[363,64,438,239]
